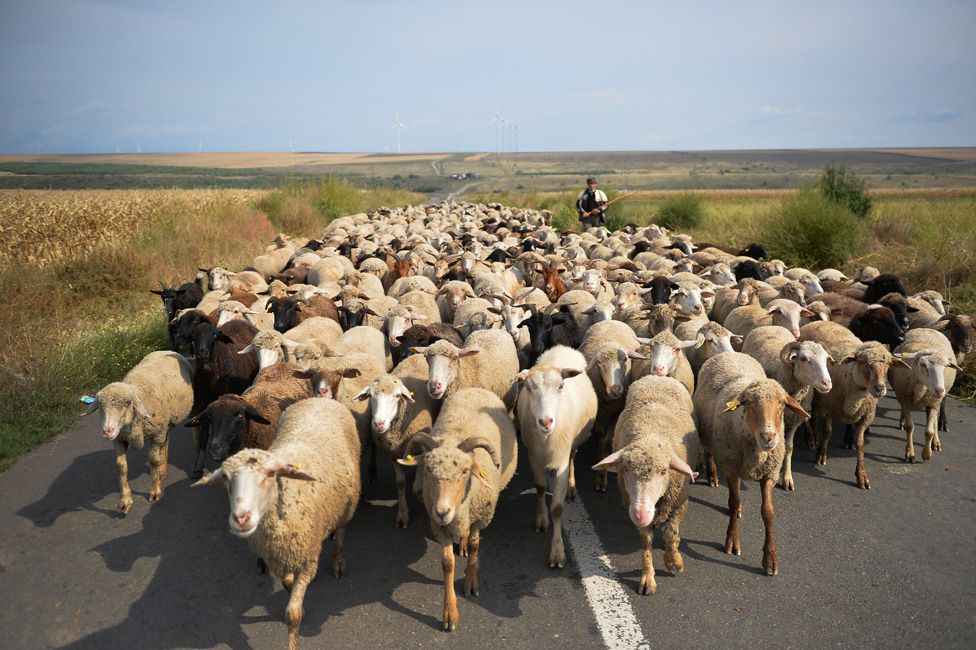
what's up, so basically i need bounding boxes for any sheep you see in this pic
[188,363,314,462]
[799,320,906,489]
[388,275,437,299]
[781,269,823,297]
[906,296,944,330]
[333,325,391,371]
[413,328,519,410]
[889,329,961,463]
[686,321,741,375]
[742,327,834,491]
[711,278,762,324]
[92,351,194,513]
[397,387,518,632]
[150,281,204,338]
[193,398,360,650]
[215,299,275,332]
[811,292,907,346]
[693,351,810,575]
[452,298,502,340]
[282,315,344,350]
[266,295,340,332]
[724,299,815,344]
[911,290,950,316]
[628,330,699,395]
[592,375,700,594]
[352,353,439,527]
[513,346,597,568]
[757,280,806,308]
[252,246,294,278]
[579,320,647,491]
[436,280,477,321]
[817,268,849,283]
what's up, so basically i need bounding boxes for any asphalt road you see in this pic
[1,394,974,649]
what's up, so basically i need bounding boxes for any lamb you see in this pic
[514,346,597,568]
[333,325,391,371]
[889,329,961,463]
[592,375,700,594]
[693,351,809,575]
[799,320,906,489]
[397,387,518,632]
[93,351,194,513]
[741,327,833,491]
[579,320,647,491]
[187,363,314,462]
[413,328,519,410]
[628,330,699,396]
[193,398,360,650]
[353,353,439,527]
[686,321,741,375]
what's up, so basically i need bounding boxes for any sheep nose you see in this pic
[608,385,623,398]
[234,512,252,526]
[435,505,451,519]
[821,380,832,392]
[632,508,653,528]
[374,420,386,431]
[694,305,703,314]
[538,417,553,430]
[652,365,666,376]
[389,337,401,347]
[791,329,800,338]
[102,427,116,439]
[934,387,946,399]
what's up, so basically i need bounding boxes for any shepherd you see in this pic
[576,177,608,229]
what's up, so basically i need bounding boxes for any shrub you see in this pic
[817,163,872,219]
[761,188,866,269]
[656,193,703,230]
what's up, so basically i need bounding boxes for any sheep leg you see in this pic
[816,416,832,466]
[528,454,549,534]
[367,443,378,485]
[938,400,948,433]
[663,500,688,577]
[285,570,312,650]
[854,420,871,490]
[902,405,916,463]
[922,405,939,462]
[844,423,854,449]
[803,418,817,451]
[723,471,741,556]
[760,477,778,576]
[549,463,571,569]
[159,434,170,481]
[148,436,166,502]
[706,451,719,488]
[191,424,206,479]
[567,449,578,502]
[394,462,409,528]
[781,423,797,491]
[463,529,480,596]
[459,533,469,557]
[637,525,656,595]
[412,463,424,503]
[441,544,460,631]
[331,525,346,577]
[933,404,944,451]
[114,439,133,514]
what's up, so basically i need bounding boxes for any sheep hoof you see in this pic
[781,476,795,491]
[148,487,162,502]
[665,552,684,575]
[442,607,459,632]
[549,547,566,569]
[637,575,657,595]
[256,558,267,575]
[763,552,778,576]
[567,486,578,502]
[921,449,932,462]
[395,513,409,529]
[905,453,915,464]
[332,558,345,578]
[463,576,479,596]
[535,517,549,534]
[190,468,204,480]
[116,497,133,514]
[856,473,871,489]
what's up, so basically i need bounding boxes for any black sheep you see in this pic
[642,275,674,305]
[734,259,768,282]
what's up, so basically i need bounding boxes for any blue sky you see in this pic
[1,0,974,153]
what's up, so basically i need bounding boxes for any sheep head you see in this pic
[723,379,809,451]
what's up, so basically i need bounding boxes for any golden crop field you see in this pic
[0,189,268,269]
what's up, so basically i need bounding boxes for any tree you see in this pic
[817,163,872,219]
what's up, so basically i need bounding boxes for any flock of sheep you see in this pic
[89,201,975,649]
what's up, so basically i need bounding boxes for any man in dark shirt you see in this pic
[576,177,608,229]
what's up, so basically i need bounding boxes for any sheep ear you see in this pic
[730,335,744,345]
[244,406,271,425]
[511,370,529,384]
[457,347,480,358]
[352,387,371,402]
[783,395,811,420]
[341,368,362,379]
[282,339,301,348]
[237,343,255,355]
[470,461,491,486]
[268,462,316,481]
[292,369,315,380]
[949,361,963,371]
[892,357,911,369]
[627,351,648,361]
[839,355,857,364]
[399,386,416,403]
[800,308,816,317]
[592,450,624,472]
[766,305,781,315]
[907,305,920,313]
[132,398,151,419]
[410,346,429,355]
[560,368,583,379]
[669,457,699,483]
[192,469,224,487]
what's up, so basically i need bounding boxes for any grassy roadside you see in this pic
[0,179,423,470]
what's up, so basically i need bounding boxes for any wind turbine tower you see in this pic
[391,111,407,153]
[489,102,506,153]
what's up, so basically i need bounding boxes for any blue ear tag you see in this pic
[80,395,96,404]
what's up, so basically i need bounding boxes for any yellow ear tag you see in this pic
[405,454,414,462]
[295,463,303,469]
[479,469,487,479]
[724,400,740,412]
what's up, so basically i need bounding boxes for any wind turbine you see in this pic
[288,139,293,153]
[513,123,519,152]
[136,142,142,154]
[489,102,506,153]
[391,111,407,153]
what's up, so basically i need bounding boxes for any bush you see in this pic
[761,188,867,269]
[817,163,872,219]
[656,193,703,230]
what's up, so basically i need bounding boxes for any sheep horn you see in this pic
[779,341,803,366]
[456,436,501,469]
[404,432,440,457]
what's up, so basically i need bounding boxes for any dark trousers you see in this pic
[580,214,601,229]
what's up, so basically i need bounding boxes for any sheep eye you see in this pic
[558,383,565,390]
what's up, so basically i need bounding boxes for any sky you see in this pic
[1,0,974,153]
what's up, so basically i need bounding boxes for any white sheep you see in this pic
[93,351,194,513]
[628,330,700,395]
[397,387,518,632]
[742,326,834,491]
[593,375,700,594]
[194,398,360,650]
[413,328,519,410]
[514,346,597,568]
[890,328,961,463]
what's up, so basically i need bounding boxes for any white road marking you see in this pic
[564,498,650,650]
